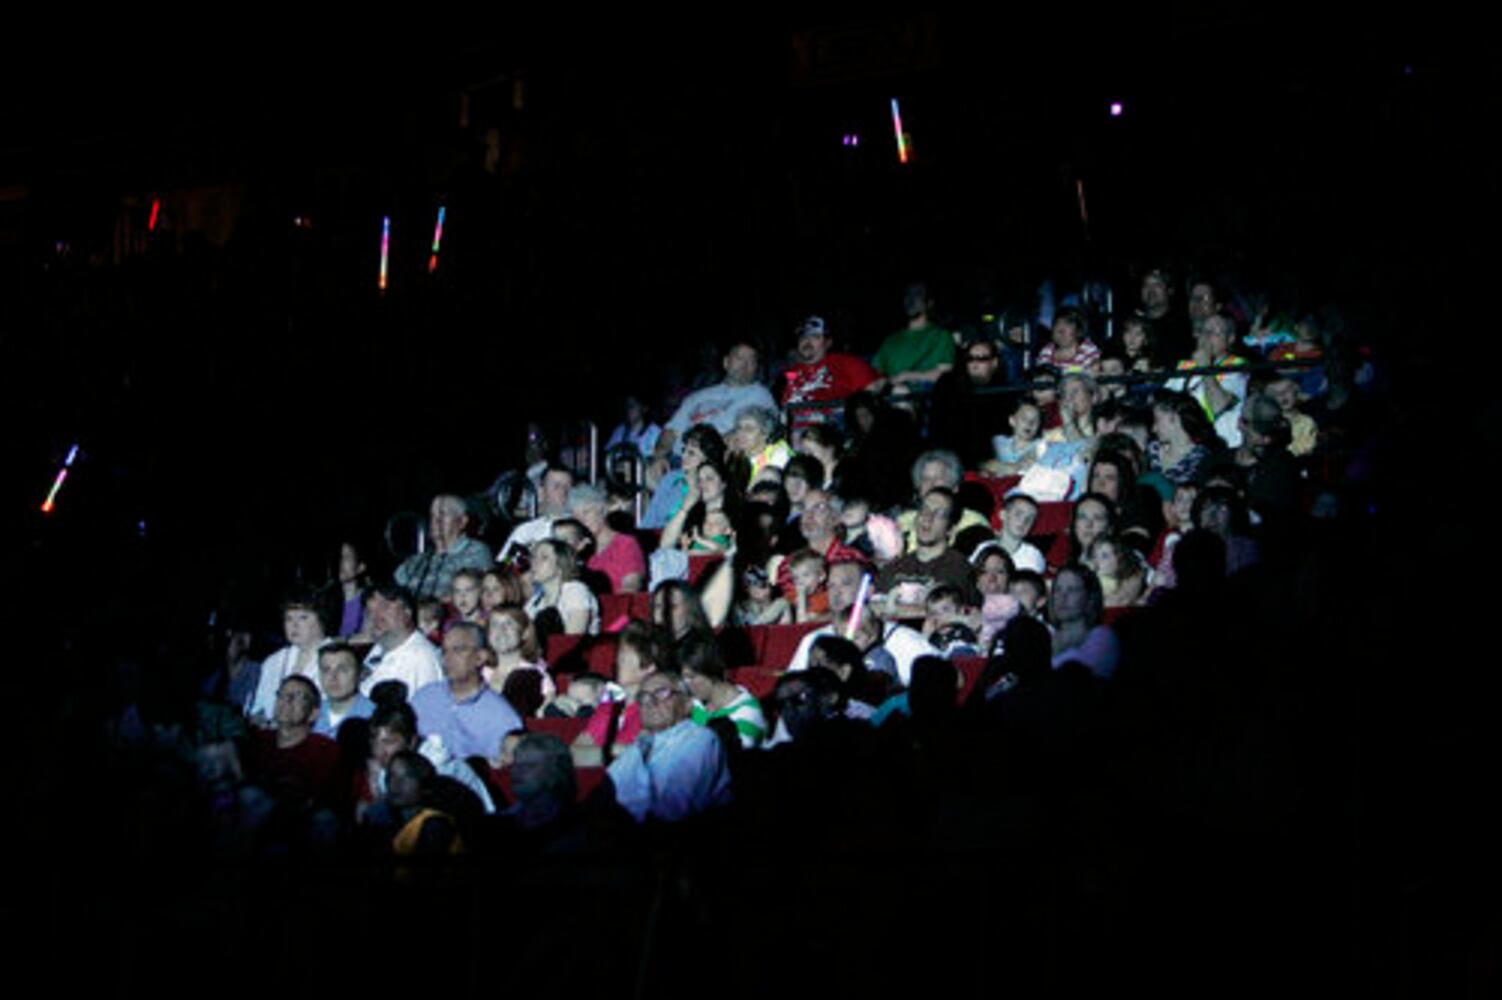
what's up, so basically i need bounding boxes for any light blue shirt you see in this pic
[607,719,732,822]
[410,682,523,761]
[313,694,376,737]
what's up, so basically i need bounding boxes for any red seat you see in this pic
[1102,605,1140,627]
[964,473,1022,529]
[1034,500,1074,538]
[524,716,589,745]
[729,666,783,702]
[544,633,586,665]
[687,554,724,586]
[747,621,825,670]
[545,634,620,678]
[951,655,987,704]
[597,592,650,632]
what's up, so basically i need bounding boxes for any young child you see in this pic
[997,493,1048,574]
[922,584,984,658]
[787,548,832,624]
[689,509,736,554]
[990,400,1047,476]
[417,599,446,643]
[1008,570,1047,617]
[734,565,792,625]
[449,568,487,625]
[1149,482,1199,587]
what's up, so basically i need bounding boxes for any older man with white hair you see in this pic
[394,494,494,600]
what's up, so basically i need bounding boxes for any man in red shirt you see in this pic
[780,316,878,429]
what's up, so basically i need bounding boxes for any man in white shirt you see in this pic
[361,586,443,698]
[498,465,574,563]
[783,561,937,685]
[654,342,777,460]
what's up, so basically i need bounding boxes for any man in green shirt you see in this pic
[869,282,956,392]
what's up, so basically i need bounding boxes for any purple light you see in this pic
[1110,101,1123,117]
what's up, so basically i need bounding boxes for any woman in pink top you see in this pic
[570,483,646,593]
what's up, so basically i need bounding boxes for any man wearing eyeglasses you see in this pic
[606,672,732,823]
[928,337,1015,467]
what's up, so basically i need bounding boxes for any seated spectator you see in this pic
[641,424,726,531]
[795,422,842,489]
[523,539,600,637]
[681,631,767,748]
[334,540,373,640]
[1009,569,1047,617]
[927,337,1013,468]
[969,543,1022,651]
[660,457,742,554]
[779,315,879,428]
[654,342,777,462]
[1049,371,1099,445]
[248,588,331,724]
[1084,535,1146,608]
[878,488,979,618]
[770,489,862,595]
[385,751,465,857]
[651,579,717,641]
[807,634,883,718]
[358,701,495,817]
[786,548,832,623]
[410,622,524,761]
[1048,563,1120,679]
[577,620,673,763]
[448,568,487,626]
[243,675,341,811]
[606,393,662,460]
[313,643,375,737]
[395,494,494,600]
[1265,374,1318,457]
[1150,392,1220,485]
[484,607,552,700]
[1165,314,1249,447]
[1096,349,1132,400]
[606,671,732,823]
[362,585,445,697]
[787,571,937,685]
[868,282,955,393]
[920,583,983,658]
[1067,493,1116,564]
[780,454,825,523]
[570,483,646,594]
[896,450,991,549]
[498,465,575,563]
[733,564,791,625]
[1119,313,1159,372]
[1036,307,1101,373]
[989,400,1046,476]
[1193,485,1260,576]
[505,733,581,835]
[416,599,446,641]
[996,493,1047,573]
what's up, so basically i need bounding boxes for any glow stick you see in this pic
[427,205,446,273]
[379,216,390,291]
[890,98,908,164]
[1076,178,1089,227]
[40,443,80,514]
[845,573,872,640]
[148,199,160,232]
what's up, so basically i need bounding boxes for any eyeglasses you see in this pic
[638,686,680,705]
[966,354,996,363]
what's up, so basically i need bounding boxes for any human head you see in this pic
[827,560,866,615]
[723,343,760,386]
[481,567,526,612]
[1071,494,1115,555]
[961,339,1001,386]
[450,569,484,616]
[915,487,958,549]
[441,620,487,688]
[615,620,670,692]
[1187,279,1221,325]
[528,538,578,586]
[681,425,727,475]
[696,459,731,507]
[1059,372,1097,421]
[1087,453,1133,504]
[911,449,963,500]
[734,405,779,456]
[795,315,831,364]
[550,517,595,560]
[902,282,932,320]
[796,423,841,474]
[782,454,824,506]
[1121,314,1155,359]
[774,669,842,739]
[1003,494,1040,541]
[365,585,417,645]
[1153,392,1218,447]
[539,465,575,517]
[509,733,576,804]
[427,494,470,551]
[787,548,828,595]
[368,702,419,768]
[799,489,839,544]
[274,675,321,730]
[1048,563,1104,627]
[488,606,540,661]
[1140,267,1172,318]
[567,482,610,535]
[677,631,727,705]
[317,643,363,703]
[808,634,867,689]
[637,671,693,734]
[1009,401,1042,443]
[1051,308,1087,350]
[972,543,1015,596]
[337,541,369,586]
[281,590,328,649]
[385,749,436,812]
[1008,570,1047,616]
[1201,315,1235,360]
[650,580,709,640]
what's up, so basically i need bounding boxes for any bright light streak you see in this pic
[40,443,80,514]
[428,206,446,273]
[379,216,391,291]
[890,98,908,164]
[148,199,161,231]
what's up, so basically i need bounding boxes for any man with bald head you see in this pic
[395,494,494,600]
[771,489,863,601]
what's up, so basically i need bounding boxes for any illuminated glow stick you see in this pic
[890,98,908,164]
[379,216,391,291]
[40,443,80,514]
[148,199,160,232]
[427,205,446,274]
[845,573,872,640]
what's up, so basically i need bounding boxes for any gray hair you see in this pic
[512,733,577,802]
[432,494,468,518]
[911,449,963,491]
[567,483,608,515]
[735,405,780,439]
[445,619,489,652]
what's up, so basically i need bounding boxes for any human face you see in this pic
[452,575,481,615]
[784,473,809,506]
[918,460,956,497]
[915,491,954,547]
[509,743,550,798]
[790,560,825,595]
[1003,499,1037,540]
[441,627,485,687]
[797,329,830,364]
[1088,462,1121,502]
[724,345,758,386]
[1089,541,1119,579]
[274,680,318,728]
[1049,570,1089,624]
[735,418,768,455]
[637,676,687,733]
[827,563,864,614]
[1010,404,1041,442]
[284,607,324,648]
[1140,272,1169,316]
[428,499,466,550]
[481,572,510,612]
[1122,323,1147,357]
[801,490,837,540]
[1268,378,1299,413]
[318,651,360,702]
[682,666,714,705]
[371,725,410,769]
[1099,358,1127,398]
[1009,580,1044,616]
[1061,378,1093,418]
[338,543,364,584]
[1202,319,1232,360]
[697,464,726,505]
[541,471,573,516]
[1052,319,1080,351]
[1152,404,1179,443]
[702,511,733,540]
[1074,499,1111,549]
[1170,485,1198,529]
[776,678,821,739]
[529,543,558,585]
[488,612,522,655]
[681,439,707,475]
[964,345,1000,385]
[386,758,423,811]
[1188,283,1218,322]
[977,553,1011,596]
